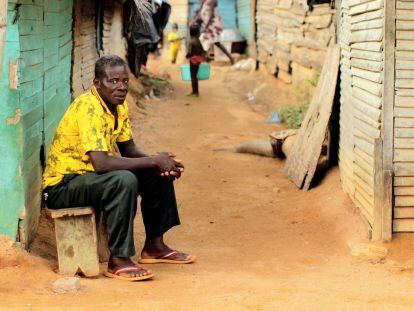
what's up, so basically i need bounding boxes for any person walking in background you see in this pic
[186,24,205,97]
[193,0,234,64]
[168,23,182,64]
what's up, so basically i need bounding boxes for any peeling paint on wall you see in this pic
[0,2,23,241]
[6,108,22,125]
[0,0,8,80]
[8,58,18,89]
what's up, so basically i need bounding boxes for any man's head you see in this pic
[94,55,129,107]
[189,23,200,38]
[172,22,178,31]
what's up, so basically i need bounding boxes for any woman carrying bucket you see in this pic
[185,23,206,97]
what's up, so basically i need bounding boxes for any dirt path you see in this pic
[2,60,414,310]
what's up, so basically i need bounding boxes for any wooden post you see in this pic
[382,0,396,239]
[373,142,394,242]
[382,170,393,241]
[372,138,384,242]
[334,0,341,44]
[0,0,8,80]
[250,0,257,59]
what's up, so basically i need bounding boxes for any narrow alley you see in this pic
[2,60,414,310]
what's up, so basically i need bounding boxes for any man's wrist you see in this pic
[149,156,158,170]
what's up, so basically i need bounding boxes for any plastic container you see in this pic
[180,63,211,81]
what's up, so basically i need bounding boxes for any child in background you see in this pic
[186,23,205,97]
[168,23,182,64]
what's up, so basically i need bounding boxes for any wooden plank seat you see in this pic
[47,207,110,277]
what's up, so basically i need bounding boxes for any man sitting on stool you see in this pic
[43,55,195,282]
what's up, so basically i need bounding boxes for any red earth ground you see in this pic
[1,59,414,310]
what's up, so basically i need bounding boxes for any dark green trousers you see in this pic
[44,170,180,258]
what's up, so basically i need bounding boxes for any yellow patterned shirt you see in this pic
[43,86,132,188]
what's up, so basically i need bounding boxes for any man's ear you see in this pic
[93,78,100,88]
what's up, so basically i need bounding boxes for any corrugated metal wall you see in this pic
[338,0,384,228]
[392,0,414,232]
[237,0,252,40]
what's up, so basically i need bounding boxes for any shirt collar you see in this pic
[91,86,114,115]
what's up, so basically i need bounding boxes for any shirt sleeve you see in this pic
[78,102,109,153]
[117,103,133,143]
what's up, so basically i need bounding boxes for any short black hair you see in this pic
[189,24,200,37]
[95,55,127,79]
[172,22,178,29]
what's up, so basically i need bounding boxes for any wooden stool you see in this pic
[49,207,102,277]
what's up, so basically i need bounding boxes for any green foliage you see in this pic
[148,76,171,96]
[308,75,319,87]
[139,71,172,97]
[149,76,170,88]
[278,101,310,129]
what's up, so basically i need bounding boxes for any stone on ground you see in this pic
[52,277,81,294]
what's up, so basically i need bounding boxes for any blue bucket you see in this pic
[180,63,211,81]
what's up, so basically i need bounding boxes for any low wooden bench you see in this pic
[48,207,110,277]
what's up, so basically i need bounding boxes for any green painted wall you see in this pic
[43,0,73,151]
[19,0,47,245]
[0,0,73,245]
[0,1,24,239]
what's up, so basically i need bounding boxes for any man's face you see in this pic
[95,65,129,106]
